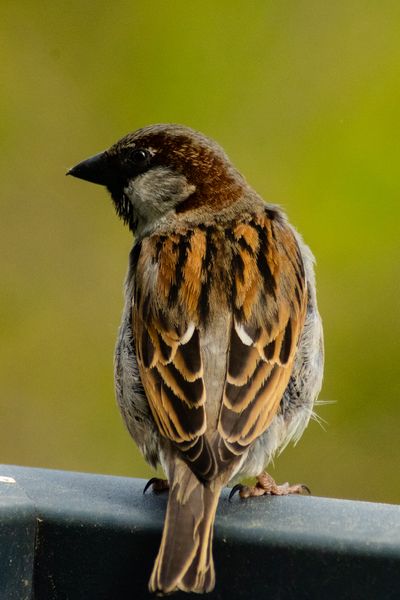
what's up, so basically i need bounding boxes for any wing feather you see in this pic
[218,212,307,461]
[132,209,307,479]
[133,231,217,481]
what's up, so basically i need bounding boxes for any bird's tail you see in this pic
[148,464,222,594]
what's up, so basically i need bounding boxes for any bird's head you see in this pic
[68,124,245,235]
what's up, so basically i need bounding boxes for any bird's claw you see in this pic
[229,473,311,500]
[228,484,244,501]
[143,477,169,495]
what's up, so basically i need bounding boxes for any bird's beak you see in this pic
[67,151,110,186]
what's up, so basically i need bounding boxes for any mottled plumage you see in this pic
[68,124,324,594]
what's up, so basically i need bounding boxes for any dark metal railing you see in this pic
[1,465,399,599]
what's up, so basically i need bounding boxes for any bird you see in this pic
[67,124,324,594]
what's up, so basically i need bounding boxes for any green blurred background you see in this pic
[1,2,399,504]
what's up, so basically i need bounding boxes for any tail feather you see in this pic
[149,465,221,594]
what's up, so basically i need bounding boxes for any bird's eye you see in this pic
[131,148,149,164]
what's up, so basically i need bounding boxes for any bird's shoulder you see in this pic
[130,202,304,326]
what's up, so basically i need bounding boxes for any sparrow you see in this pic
[68,124,324,594]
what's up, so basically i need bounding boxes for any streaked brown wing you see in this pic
[132,231,217,481]
[132,210,307,478]
[218,213,308,461]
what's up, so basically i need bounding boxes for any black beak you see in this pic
[67,151,111,186]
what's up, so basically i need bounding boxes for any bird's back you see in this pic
[131,197,308,483]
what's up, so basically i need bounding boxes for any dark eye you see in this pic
[131,148,149,164]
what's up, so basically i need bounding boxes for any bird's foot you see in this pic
[143,477,169,495]
[229,472,310,500]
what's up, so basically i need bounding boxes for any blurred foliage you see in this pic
[1,1,399,503]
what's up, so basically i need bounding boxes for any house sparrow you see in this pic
[68,124,324,594]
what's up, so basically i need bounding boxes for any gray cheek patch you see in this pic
[124,167,196,234]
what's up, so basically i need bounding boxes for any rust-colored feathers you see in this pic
[132,209,307,481]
